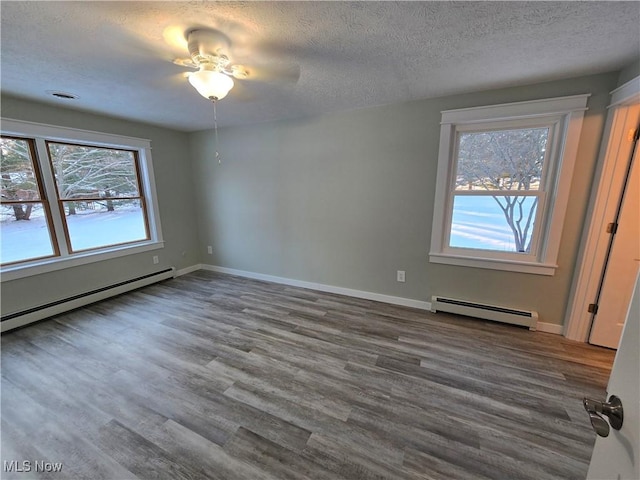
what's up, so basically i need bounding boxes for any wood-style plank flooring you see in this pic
[1,271,615,479]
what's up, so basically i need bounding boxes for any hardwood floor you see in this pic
[1,271,615,479]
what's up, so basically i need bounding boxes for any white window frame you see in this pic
[1,118,164,281]
[429,95,590,276]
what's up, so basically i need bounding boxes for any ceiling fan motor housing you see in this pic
[187,29,230,59]
[185,29,248,79]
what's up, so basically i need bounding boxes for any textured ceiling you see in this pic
[1,1,639,131]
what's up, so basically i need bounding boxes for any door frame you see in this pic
[565,76,640,342]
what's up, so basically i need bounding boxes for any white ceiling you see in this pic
[1,1,639,132]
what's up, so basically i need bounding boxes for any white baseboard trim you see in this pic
[175,264,203,277]
[201,264,432,311]
[1,268,175,333]
[535,322,564,335]
[180,264,564,336]
[1,260,566,336]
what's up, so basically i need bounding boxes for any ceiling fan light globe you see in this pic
[188,70,234,101]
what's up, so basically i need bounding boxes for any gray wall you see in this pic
[190,71,619,326]
[1,95,200,317]
[617,59,640,86]
[1,68,627,326]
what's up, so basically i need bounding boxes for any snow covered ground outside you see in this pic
[1,208,147,264]
[450,196,536,251]
[0,197,535,265]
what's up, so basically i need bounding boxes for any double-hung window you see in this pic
[429,95,589,275]
[1,119,163,280]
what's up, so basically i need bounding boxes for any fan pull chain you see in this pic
[212,99,221,164]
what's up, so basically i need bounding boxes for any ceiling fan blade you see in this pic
[240,63,300,84]
[228,64,249,80]
[227,81,258,102]
[106,27,181,63]
[150,72,191,89]
[173,58,198,69]
[162,25,190,54]
[253,39,357,69]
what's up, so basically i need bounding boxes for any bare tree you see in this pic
[456,128,548,252]
[1,139,139,221]
[47,143,139,215]
[0,138,40,220]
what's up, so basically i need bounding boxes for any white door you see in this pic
[587,99,640,349]
[587,272,640,479]
[589,136,640,348]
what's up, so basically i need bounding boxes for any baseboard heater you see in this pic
[1,267,175,333]
[431,296,538,331]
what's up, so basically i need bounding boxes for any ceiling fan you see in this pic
[169,27,298,161]
[173,29,247,101]
[173,28,300,103]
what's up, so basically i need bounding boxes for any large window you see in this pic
[1,137,58,264]
[46,142,149,252]
[1,119,163,280]
[430,95,589,275]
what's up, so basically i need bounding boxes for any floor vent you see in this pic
[431,296,538,330]
[1,268,175,333]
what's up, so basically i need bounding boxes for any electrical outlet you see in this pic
[397,270,406,283]
[153,255,159,265]
[207,245,213,254]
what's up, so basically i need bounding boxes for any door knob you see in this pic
[583,395,624,437]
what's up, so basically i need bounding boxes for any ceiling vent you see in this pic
[46,90,79,100]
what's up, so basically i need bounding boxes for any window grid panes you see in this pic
[0,136,58,265]
[446,126,552,254]
[430,94,589,275]
[1,129,156,268]
[46,142,150,253]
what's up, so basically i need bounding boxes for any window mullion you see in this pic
[452,190,541,196]
[138,147,163,243]
[530,190,548,259]
[34,137,70,256]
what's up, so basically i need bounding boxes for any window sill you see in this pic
[1,241,164,282]
[429,252,557,276]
